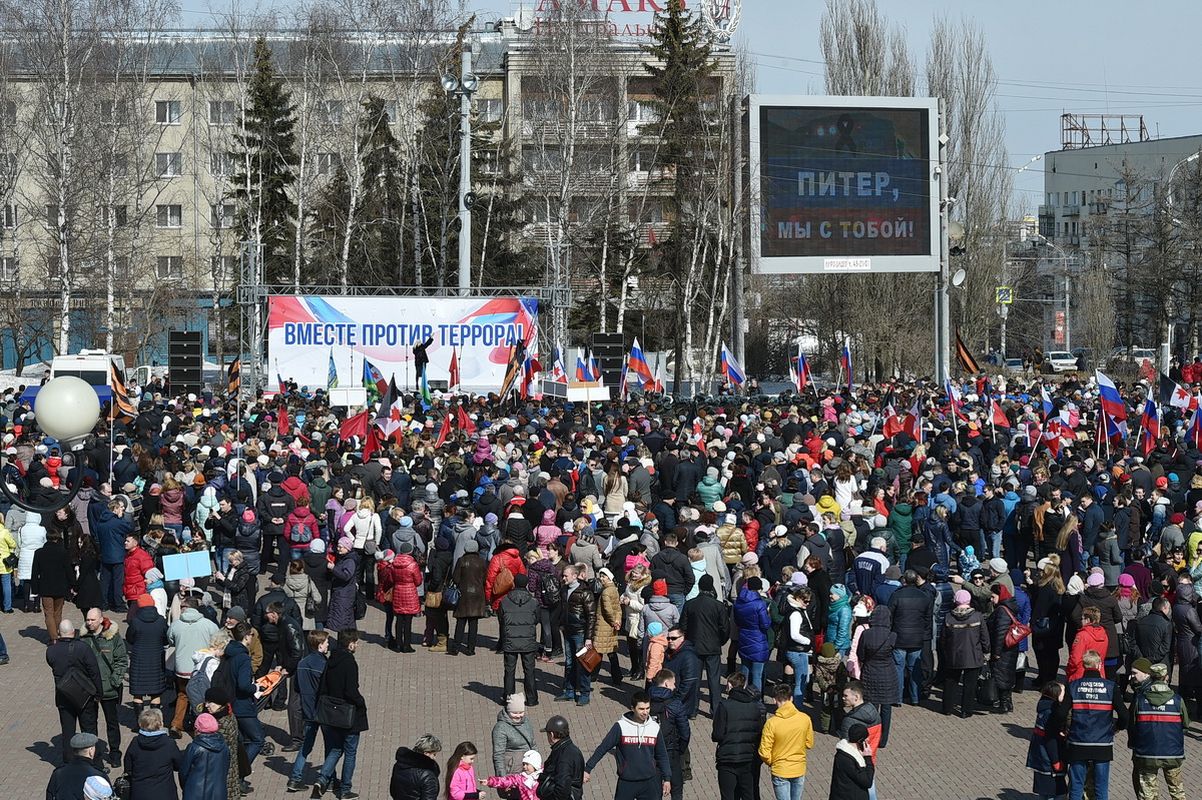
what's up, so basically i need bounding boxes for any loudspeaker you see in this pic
[427,379,449,392]
[591,332,626,387]
[168,331,203,396]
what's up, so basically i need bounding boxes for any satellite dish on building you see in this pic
[1166,150,1202,227]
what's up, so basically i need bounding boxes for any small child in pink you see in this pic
[484,749,543,800]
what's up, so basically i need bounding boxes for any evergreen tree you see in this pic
[351,95,405,286]
[232,36,299,286]
[643,0,717,390]
[308,164,350,282]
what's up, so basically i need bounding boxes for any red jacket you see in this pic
[485,545,527,609]
[281,476,311,509]
[285,506,320,552]
[1066,623,1110,682]
[743,520,761,554]
[380,554,423,615]
[123,546,154,601]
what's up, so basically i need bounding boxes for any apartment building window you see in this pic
[320,100,344,124]
[155,100,182,125]
[628,147,657,173]
[107,205,128,227]
[156,204,182,228]
[630,200,664,224]
[0,100,14,126]
[0,152,15,174]
[578,97,613,123]
[522,146,562,173]
[0,256,16,281]
[45,204,60,227]
[107,154,129,177]
[209,151,237,177]
[208,100,237,125]
[46,256,60,279]
[211,255,237,281]
[1,203,15,229]
[316,152,342,175]
[522,97,562,120]
[156,255,182,279]
[627,100,661,126]
[156,152,183,177]
[210,203,235,228]
[478,98,503,124]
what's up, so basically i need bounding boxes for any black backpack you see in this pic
[538,570,561,609]
[54,642,96,710]
[209,657,236,703]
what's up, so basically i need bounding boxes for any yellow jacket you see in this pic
[758,701,814,778]
[0,524,15,575]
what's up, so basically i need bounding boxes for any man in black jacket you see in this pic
[314,628,368,799]
[557,566,596,706]
[711,672,765,800]
[257,474,295,582]
[680,575,729,717]
[46,620,103,767]
[1127,597,1174,675]
[888,570,934,705]
[537,716,584,800]
[501,574,540,706]
[663,625,703,722]
[650,531,694,613]
[390,734,442,800]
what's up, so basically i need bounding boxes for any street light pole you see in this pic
[935,100,950,384]
[457,47,473,296]
[443,48,477,297]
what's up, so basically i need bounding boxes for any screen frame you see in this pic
[747,94,941,275]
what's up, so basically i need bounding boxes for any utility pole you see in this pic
[457,47,473,296]
[730,94,745,365]
[935,100,950,384]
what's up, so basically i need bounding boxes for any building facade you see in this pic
[0,18,735,369]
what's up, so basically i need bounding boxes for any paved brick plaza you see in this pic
[4,604,1202,799]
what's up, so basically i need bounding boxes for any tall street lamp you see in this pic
[442,47,478,296]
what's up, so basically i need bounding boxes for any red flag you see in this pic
[990,398,1010,429]
[882,404,904,437]
[363,424,380,461]
[434,414,452,448]
[277,404,291,437]
[457,405,477,435]
[1043,419,1062,460]
[449,348,461,392]
[339,410,369,442]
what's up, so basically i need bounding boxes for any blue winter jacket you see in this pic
[732,588,772,662]
[181,732,230,800]
[91,499,133,565]
[223,640,258,718]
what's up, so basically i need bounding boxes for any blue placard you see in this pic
[162,551,212,582]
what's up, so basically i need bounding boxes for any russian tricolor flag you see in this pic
[1096,370,1128,421]
[1040,385,1055,420]
[1139,397,1160,455]
[576,351,600,382]
[627,338,655,389]
[1187,407,1202,450]
[720,343,745,387]
[840,340,853,392]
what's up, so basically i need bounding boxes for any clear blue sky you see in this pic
[179,0,1202,213]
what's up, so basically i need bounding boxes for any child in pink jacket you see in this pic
[484,749,543,800]
[449,743,481,800]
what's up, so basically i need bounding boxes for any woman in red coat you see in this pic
[380,542,423,653]
[485,542,527,611]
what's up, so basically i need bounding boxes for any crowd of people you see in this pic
[1,366,1200,799]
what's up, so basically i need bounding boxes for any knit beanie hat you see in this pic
[195,713,219,734]
[954,589,971,606]
[652,579,668,597]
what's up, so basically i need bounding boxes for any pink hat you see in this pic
[194,713,218,734]
[241,509,255,523]
[953,590,971,606]
[337,536,354,552]
[1118,573,1135,588]
[1087,572,1105,587]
